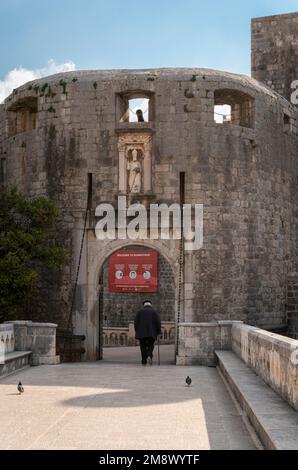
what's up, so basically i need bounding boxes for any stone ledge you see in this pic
[216,350,298,450]
[5,321,58,328]
[178,321,243,327]
[0,351,32,378]
[115,123,155,134]
[1,350,32,363]
[31,354,60,366]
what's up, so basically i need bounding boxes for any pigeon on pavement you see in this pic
[185,376,192,387]
[17,382,24,394]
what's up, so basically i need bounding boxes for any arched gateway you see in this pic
[72,236,182,360]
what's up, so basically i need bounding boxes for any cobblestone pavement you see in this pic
[0,346,256,450]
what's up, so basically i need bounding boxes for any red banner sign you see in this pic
[109,250,158,292]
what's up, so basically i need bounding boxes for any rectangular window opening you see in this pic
[8,97,38,136]
[116,92,153,123]
[214,89,254,128]
[87,173,93,209]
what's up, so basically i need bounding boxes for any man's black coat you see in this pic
[134,305,162,339]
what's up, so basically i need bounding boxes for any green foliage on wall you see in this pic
[0,188,67,322]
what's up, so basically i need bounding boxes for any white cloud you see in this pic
[0,59,76,103]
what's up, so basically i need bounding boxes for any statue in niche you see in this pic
[127,148,142,193]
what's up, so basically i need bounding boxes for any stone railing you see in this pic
[231,323,298,411]
[177,320,298,411]
[0,324,15,363]
[4,321,60,365]
[103,321,175,347]
[176,321,242,365]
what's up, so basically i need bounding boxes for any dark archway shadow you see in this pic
[98,245,177,361]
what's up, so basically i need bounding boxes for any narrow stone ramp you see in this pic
[0,351,256,450]
[216,350,298,450]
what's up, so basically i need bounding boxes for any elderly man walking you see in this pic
[134,300,161,365]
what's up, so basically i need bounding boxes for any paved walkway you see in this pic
[0,346,256,450]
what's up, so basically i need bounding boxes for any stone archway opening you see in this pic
[98,245,176,364]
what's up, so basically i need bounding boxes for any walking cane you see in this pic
[157,335,160,365]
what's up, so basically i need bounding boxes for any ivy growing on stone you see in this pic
[59,79,68,94]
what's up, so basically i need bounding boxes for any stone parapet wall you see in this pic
[177,320,298,410]
[0,323,15,356]
[231,323,298,411]
[4,321,60,365]
[103,321,175,347]
[176,321,242,365]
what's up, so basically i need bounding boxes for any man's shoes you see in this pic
[148,356,153,365]
[141,361,147,365]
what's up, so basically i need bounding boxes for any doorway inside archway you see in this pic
[99,245,176,364]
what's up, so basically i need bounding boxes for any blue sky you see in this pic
[0,0,298,100]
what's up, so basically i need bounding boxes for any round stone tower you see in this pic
[0,68,297,359]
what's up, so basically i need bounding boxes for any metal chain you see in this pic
[176,217,184,356]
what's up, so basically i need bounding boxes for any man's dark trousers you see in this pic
[139,337,155,364]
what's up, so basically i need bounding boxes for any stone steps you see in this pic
[0,351,32,378]
[215,350,298,450]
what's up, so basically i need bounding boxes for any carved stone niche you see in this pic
[117,132,153,197]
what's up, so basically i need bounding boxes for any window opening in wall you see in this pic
[179,172,185,207]
[214,89,254,128]
[87,173,93,209]
[284,114,290,125]
[117,92,153,123]
[7,97,38,136]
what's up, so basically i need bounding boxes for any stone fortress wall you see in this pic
[251,11,298,340]
[251,12,298,102]
[0,59,298,357]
